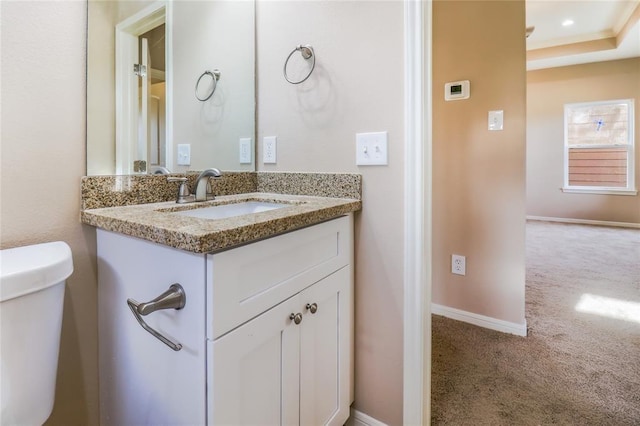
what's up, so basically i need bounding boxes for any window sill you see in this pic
[562,187,638,196]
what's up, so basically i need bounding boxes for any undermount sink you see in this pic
[173,201,288,220]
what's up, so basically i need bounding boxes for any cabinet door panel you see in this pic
[211,296,301,426]
[299,266,352,426]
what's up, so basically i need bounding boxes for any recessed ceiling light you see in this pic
[562,19,574,27]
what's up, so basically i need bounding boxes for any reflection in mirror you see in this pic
[87,0,255,175]
[140,24,166,171]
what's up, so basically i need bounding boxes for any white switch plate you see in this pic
[239,138,252,164]
[177,144,191,166]
[356,131,388,166]
[488,110,504,131]
[263,136,277,164]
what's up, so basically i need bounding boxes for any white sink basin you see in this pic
[174,201,287,220]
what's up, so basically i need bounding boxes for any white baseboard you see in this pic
[527,215,640,229]
[348,409,388,426]
[432,303,527,337]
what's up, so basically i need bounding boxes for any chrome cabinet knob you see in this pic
[289,313,303,325]
[306,303,318,314]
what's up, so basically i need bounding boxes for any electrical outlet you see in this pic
[452,254,466,276]
[263,136,277,164]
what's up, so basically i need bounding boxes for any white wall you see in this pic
[256,2,405,424]
[1,2,98,424]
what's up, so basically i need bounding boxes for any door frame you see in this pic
[115,1,171,174]
[403,0,431,424]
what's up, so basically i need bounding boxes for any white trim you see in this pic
[527,215,640,229]
[561,187,637,196]
[348,409,388,426]
[432,304,528,337]
[164,1,173,170]
[403,1,431,425]
[115,30,138,175]
[116,1,165,33]
[114,1,168,175]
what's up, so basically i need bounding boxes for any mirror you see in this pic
[87,0,255,175]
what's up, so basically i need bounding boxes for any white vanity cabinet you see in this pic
[97,214,353,426]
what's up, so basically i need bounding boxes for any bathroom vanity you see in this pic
[85,179,360,426]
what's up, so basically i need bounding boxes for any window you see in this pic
[563,99,636,195]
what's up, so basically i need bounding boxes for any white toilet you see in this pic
[0,241,73,425]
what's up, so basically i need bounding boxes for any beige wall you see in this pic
[1,2,99,425]
[527,58,640,224]
[256,2,405,424]
[432,0,527,325]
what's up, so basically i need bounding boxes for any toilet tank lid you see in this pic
[0,241,73,302]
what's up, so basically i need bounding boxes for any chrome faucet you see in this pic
[194,168,222,201]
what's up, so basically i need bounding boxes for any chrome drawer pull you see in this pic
[127,284,186,351]
[306,303,318,314]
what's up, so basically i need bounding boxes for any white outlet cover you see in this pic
[356,131,388,166]
[452,254,466,276]
[177,144,191,166]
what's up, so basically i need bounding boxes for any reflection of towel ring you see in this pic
[283,44,315,84]
[195,69,221,101]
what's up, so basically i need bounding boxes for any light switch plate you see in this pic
[263,136,277,164]
[488,110,504,131]
[177,144,191,166]
[356,131,388,166]
[239,138,252,164]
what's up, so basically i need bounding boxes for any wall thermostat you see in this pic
[444,80,470,101]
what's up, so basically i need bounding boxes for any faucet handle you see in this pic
[167,177,193,204]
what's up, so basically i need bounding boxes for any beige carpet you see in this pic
[431,221,640,425]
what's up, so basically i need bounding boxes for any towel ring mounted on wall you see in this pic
[195,69,221,101]
[283,44,316,84]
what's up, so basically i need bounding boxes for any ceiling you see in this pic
[526,0,640,70]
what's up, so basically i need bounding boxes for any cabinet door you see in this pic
[299,266,353,426]
[210,295,302,426]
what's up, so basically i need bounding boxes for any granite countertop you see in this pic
[81,192,361,253]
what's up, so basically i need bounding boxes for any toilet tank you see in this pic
[0,241,73,426]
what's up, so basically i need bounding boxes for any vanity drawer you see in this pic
[207,215,352,339]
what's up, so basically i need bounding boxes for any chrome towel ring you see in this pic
[195,69,221,101]
[283,44,315,84]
